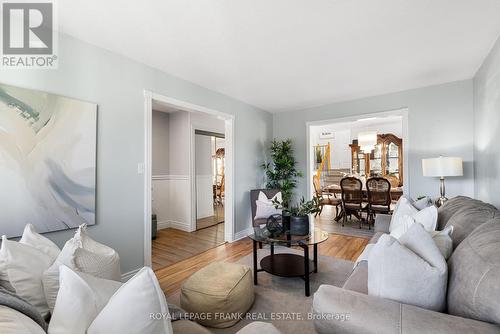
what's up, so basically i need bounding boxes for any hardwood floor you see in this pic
[196,205,225,230]
[152,223,225,270]
[155,233,369,297]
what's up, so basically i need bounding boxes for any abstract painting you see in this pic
[0,83,97,237]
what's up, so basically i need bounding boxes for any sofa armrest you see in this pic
[313,285,500,334]
[374,214,391,234]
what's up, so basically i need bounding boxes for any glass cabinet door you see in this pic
[385,141,400,183]
[369,143,382,176]
[357,151,365,175]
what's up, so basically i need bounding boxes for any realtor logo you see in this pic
[1,0,58,68]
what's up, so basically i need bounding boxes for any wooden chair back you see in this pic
[340,177,363,205]
[366,177,391,207]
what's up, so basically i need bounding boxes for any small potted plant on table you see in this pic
[284,197,320,235]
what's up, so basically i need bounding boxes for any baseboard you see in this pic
[157,220,170,230]
[121,268,140,282]
[233,226,254,241]
[156,220,191,232]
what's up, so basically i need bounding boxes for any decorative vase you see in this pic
[290,215,309,236]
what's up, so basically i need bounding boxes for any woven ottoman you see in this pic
[180,262,254,328]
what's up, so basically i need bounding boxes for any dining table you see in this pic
[320,184,403,222]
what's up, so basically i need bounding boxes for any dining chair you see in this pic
[366,177,392,229]
[340,177,367,228]
[313,175,342,219]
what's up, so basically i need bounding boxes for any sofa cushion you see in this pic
[437,197,499,249]
[437,196,472,229]
[342,262,368,294]
[171,320,211,334]
[369,232,384,245]
[0,306,45,334]
[445,206,500,249]
[447,221,500,325]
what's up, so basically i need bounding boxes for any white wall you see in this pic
[309,118,403,174]
[274,80,474,202]
[310,127,351,170]
[0,34,273,274]
[152,110,170,175]
[474,36,500,208]
[168,111,190,175]
[190,111,225,133]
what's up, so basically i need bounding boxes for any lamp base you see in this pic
[436,196,448,208]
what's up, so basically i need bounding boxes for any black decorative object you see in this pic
[290,215,309,236]
[266,214,283,237]
[281,213,291,233]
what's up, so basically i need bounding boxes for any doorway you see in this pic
[144,92,234,269]
[195,130,225,231]
[306,108,409,236]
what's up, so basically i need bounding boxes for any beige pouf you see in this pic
[180,262,254,328]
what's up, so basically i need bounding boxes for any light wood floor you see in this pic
[196,205,225,230]
[155,233,369,297]
[152,223,225,270]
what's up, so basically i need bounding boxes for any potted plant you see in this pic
[284,197,320,235]
[261,139,302,208]
[315,147,322,164]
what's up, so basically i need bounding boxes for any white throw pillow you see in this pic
[0,236,52,317]
[48,266,122,334]
[88,267,172,334]
[390,196,435,231]
[49,266,173,334]
[390,197,418,232]
[368,223,448,311]
[42,224,121,313]
[431,226,454,260]
[19,224,60,263]
[254,191,282,220]
[390,204,438,238]
[413,196,433,210]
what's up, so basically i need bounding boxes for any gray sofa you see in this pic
[313,196,500,333]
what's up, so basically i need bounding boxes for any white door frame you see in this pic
[143,90,235,267]
[305,108,410,199]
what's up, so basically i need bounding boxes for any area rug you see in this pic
[167,246,355,334]
[316,217,375,239]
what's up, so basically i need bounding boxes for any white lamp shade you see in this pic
[358,131,377,150]
[422,157,463,177]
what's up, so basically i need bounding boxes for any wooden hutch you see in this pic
[349,133,403,187]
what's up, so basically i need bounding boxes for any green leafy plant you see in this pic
[285,197,320,217]
[262,139,303,208]
[315,147,322,164]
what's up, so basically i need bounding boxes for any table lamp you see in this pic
[422,156,463,207]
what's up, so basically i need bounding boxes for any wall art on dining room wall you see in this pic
[0,82,97,237]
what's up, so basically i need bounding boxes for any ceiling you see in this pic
[59,0,500,112]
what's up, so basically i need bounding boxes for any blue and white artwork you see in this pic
[0,83,97,237]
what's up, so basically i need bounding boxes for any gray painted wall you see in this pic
[273,80,474,202]
[0,34,272,274]
[474,37,500,208]
[168,111,190,175]
[152,111,170,175]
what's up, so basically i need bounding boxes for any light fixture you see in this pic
[358,131,377,152]
[422,156,463,207]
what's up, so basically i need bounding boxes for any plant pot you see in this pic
[290,215,309,236]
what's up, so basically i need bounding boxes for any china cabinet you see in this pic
[350,133,403,186]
